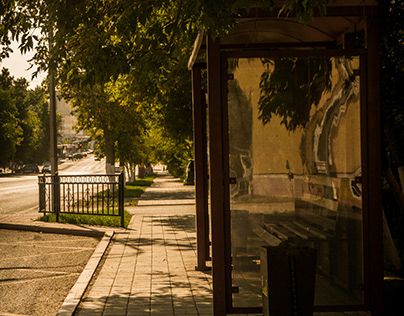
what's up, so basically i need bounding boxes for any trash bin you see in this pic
[261,246,317,316]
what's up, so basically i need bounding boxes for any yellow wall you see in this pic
[231,57,361,178]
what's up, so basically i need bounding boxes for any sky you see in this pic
[0,40,47,89]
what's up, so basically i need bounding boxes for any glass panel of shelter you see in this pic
[226,56,363,309]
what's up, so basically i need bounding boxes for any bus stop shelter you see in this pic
[189,1,382,315]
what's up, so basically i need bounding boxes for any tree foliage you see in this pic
[381,0,404,167]
[0,68,49,167]
[0,0,364,177]
[0,69,23,165]
[380,0,404,270]
[54,0,198,174]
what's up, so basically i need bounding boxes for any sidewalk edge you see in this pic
[56,230,114,316]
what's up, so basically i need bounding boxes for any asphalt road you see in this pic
[0,155,105,215]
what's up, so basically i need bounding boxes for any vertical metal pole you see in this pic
[49,23,59,216]
[38,175,46,213]
[192,64,210,271]
[207,35,228,316]
[119,172,125,227]
[55,173,60,222]
[364,12,383,316]
[49,29,58,176]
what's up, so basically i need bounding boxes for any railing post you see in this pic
[53,173,60,222]
[38,175,46,215]
[119,171,125,227]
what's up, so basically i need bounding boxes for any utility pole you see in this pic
[49,26,58,176]
[49,23,59,219]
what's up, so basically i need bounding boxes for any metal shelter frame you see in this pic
[189,2,382,315]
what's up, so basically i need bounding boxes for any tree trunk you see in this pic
[104,130,115,174]
[138,165,146,178]
[125,162,136,183]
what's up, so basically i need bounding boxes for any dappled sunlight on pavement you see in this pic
[75,175,213,316]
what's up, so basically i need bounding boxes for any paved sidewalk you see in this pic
[75,175,213,316]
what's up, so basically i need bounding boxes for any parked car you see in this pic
[20,164,39,174]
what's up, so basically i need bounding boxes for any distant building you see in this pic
[57,95,77,142]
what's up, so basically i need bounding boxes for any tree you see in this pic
[62,75,147,175]
[29,86,51,163]
[0,69,23,167]
[380,0,404,273]
[0,68,50,167]
[0,0,331,178]
[54,0,197,176]
[12,78,43,164]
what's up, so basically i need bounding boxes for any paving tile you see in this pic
[74,175,212,316]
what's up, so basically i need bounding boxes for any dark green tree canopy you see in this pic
[0,68,49,166]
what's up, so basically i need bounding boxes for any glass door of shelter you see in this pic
[226,55,365,311]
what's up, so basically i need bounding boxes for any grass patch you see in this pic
[126,175,155,187]
[39,210,132,228]
[125,175,155,204]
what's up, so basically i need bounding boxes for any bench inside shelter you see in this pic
[230,178,363,307]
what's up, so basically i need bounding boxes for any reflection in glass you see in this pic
[228,57,363,308]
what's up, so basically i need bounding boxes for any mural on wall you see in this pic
[228,56,364,308]
[258,56,360,178]
[300,57,360,177]
[228,78,252,198]
[228,57,361,202]
[258,57,332,131]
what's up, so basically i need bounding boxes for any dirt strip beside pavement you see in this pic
[0,228,103,316]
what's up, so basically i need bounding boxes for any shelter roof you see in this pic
[188,0,378,69]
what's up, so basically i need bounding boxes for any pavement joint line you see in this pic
[102,228,134,314]
[125,213,143,311]
[56,230,114,316]
[168,216,199,312]
[161,215,177,315]
[72,175,213,315]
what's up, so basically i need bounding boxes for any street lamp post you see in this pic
[49,25,59,220]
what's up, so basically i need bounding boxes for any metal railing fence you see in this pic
[38,172,125,227]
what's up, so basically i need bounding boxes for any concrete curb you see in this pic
[0,222,105,238]
[56,230,114,316]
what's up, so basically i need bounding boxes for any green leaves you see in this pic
[0,69,48,165]
[278,0,327,22]
[1,0,331,175]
